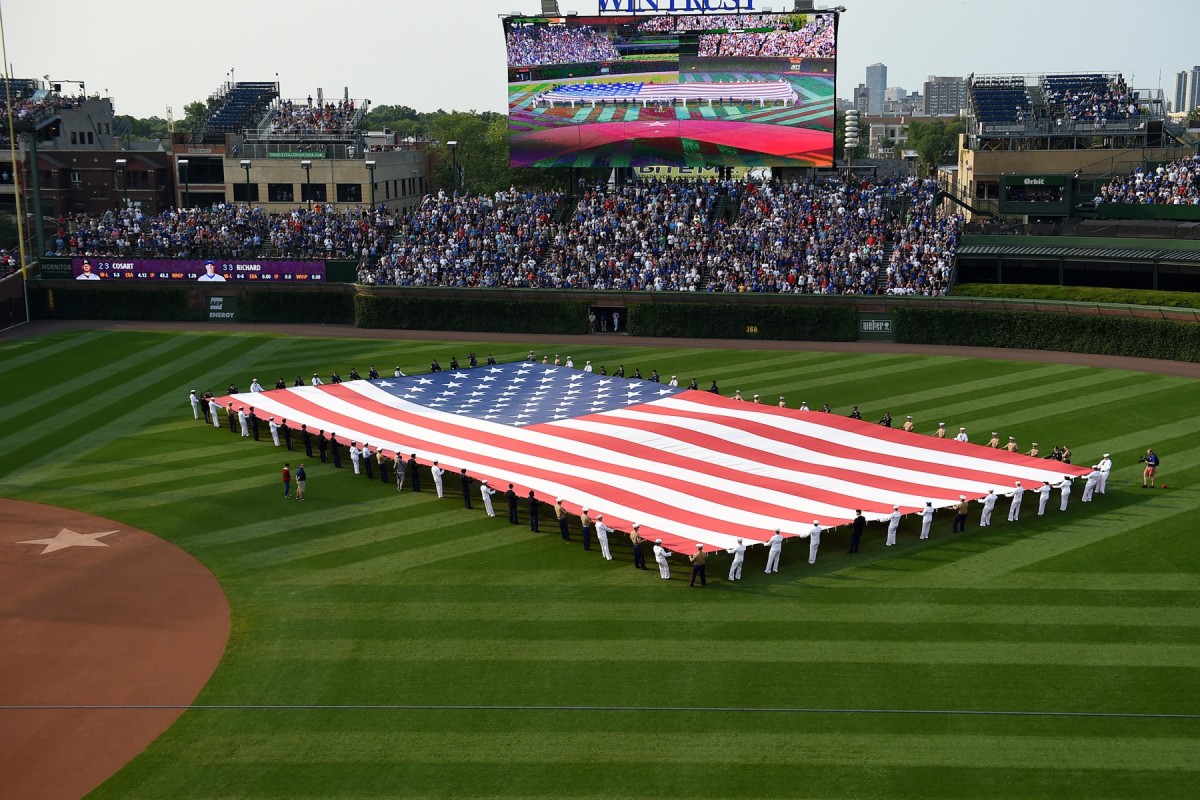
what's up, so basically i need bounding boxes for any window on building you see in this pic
[70,171,81,186]
[336,183,362,203]
[267,183,295,203]
[233,183,261,202]
[87,131,94,145]
[70,131,77,145]
[300,182,327,203]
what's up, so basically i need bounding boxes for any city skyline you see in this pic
[3,0,1199,120]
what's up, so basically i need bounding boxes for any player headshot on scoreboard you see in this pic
[197,260,227,282]
[76,259,100,280]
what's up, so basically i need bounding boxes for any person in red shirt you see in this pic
[282,463,291,499]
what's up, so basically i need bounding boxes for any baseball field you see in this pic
[1,324,1198,799]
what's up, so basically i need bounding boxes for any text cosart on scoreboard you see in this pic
[503,11,836,169]
[70,258,326,282]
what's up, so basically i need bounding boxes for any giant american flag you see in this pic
[221,364,1090,552]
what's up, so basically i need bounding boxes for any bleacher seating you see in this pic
[969,77,1031,125]
[198,82,279,144]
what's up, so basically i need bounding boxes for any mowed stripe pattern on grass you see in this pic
[0,330,1196,800]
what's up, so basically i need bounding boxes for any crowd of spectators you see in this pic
[636,13,793,32]
[1096,157,1200,205]
[46,203,397,260]
[0,249,19,279]
[46,176,961,297]
[356,177,959,297]
[697,17,836,59]
[1045,75,1137,125]
[267,98,361,136]
[506,25,620,67]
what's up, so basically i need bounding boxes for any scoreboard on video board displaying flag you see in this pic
[503,10,837,169]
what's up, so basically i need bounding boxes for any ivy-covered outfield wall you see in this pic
[893,308,1200,362]
[628,302,858,342]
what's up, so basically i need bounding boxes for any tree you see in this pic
[180,101,210,133]
[113,114,170,140]
[903,118,966,175]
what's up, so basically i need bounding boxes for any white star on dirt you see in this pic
[18,528,120,555]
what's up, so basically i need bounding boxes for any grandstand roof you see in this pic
[958,243,1200,262]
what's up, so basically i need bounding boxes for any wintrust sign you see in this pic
[598,0,757,12]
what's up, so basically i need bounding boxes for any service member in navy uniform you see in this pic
[528,491,540,532]
[486,354,497,366]
[317,430,328,462]
[249,408,260,441]
[362,444,374,478]
[301,424,313,457]
[468,353,479,368]
[281,419,293,451]
[368,366,379,379]
[378,449,389,483]
[848,510,866,553]
[330,433,343,468]
[409,454,422,492]
[460,469,473,509]
[276,377,287,390]
[506,484,519,524]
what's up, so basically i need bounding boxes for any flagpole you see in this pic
[0,0,31,328]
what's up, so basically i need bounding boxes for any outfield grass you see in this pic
[1,329,1198,799]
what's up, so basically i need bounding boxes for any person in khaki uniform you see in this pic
[902,415,915,433]
[555,498,570,540]
[688,544,707,587]
[1003,436,1019,453]
[934,422,947,439]
[630,523,647,570]
[952,495,969,533]
[1026,442,1040,458]
[987,432,1000,448]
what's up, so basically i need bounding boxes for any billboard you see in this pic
[504,11,836,169]
[70,258,327,282]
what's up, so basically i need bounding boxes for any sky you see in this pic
[4,0,1198,119]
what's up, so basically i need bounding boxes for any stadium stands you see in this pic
[197,82,279,144]
[265,98,364,137]
[505,25,620,67]
[968,76,1031,125]
[1096,157,1200,205]
[46,203,395,261]
[357,178,960,296]
[1043,73,1136,123]
[45,171,962,295]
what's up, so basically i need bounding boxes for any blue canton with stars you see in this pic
[367,364,684,427]
[552,82,645,97]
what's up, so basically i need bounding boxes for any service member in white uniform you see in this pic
[979,490,997,526]
[431,460,445,498]
[480,480,496,517]
[208,397,221,427]
[238,407,250,437]
[886,505,901,546]
[805,520,821,564]
[189,389,201,419]
[1037,481,1053,515]
[764,529,783,573]
[1059,476,1073,511]
[250,378,264,393]
[653,539,673,580]
[269,417,281,447]
[955,427,969,443]
[1082,467,1101,502]
[594,514,614,560]
[349,442,362,474]
[1007,481,1024,521]
[920,502,934,539]
[1097,454,1113,494]
[311,373,323,386]
[726,538,746,580]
